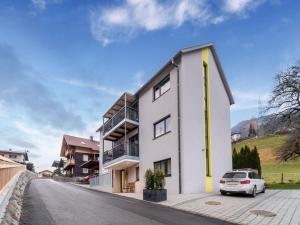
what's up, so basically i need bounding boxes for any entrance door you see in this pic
[120,170,125,192]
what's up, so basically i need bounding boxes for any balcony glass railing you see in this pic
[103,106,138,135]
[103,143,139,164]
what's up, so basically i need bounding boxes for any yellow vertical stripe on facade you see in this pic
[202,48,213,192]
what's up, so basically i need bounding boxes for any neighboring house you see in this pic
[231,132,241,142]
[97,43,234,194]
[60,135,100,177]
[0,149,28,164]
[38,170,53,178]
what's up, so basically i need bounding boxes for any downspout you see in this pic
[172,58,182,194]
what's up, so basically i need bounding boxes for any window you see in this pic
[82,168,89,174]
[9,154,17,158]
[154,116,171,138]
[136,167,139,181]
[154,158,171,177]
[223,172,246,179]
[153,75,170,100]
[83,154,89,161]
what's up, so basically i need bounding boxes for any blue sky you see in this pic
[0,0,299,171]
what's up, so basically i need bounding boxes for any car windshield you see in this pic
[223,172,246,179]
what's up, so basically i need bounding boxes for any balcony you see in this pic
[103,143,139,170]
[64,158,75,170]
[103,106,139,141]
[64,149,73,157]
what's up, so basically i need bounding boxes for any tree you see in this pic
[265,63,300,160]
[252,146,261,176]
[232,148,238,169]
[26,162,35,172]
[248,123,256,137]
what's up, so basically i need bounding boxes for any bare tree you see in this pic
[265,63,300,160]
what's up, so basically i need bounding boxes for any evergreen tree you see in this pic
[253,146,262,176]
[248,124,257,137]
[232,148,238,169]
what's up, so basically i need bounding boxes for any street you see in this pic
[20,179,233,225]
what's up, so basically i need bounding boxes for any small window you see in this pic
[154,116,171,138]
[82,168,89,174]
[153,75,170,100]
[136,167,139,181]
[83,155,89,161]
[154,158,171,177]
[9,154,17,158]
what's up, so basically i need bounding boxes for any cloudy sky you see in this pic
[0,0,299,171]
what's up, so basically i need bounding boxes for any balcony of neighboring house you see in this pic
[103,135,139,170]
[64,149,73,157]
[102,93,139,141]
[64,158,75,170]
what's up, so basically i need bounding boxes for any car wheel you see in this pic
[221,191,226,196]
[261,185,265,193]
[251,186,257,198]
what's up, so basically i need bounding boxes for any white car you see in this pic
[219,170,265,197]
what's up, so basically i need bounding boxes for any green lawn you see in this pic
[233,135,300,188]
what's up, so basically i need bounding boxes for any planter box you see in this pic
[143,189,167,202]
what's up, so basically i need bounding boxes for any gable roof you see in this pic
[60,135,100,156]
[135,43,234,105]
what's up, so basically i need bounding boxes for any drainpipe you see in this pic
[172,58,182,194]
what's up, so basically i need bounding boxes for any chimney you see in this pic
[90,136,93,141]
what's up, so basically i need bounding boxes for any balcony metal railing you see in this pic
[103,106,138,135]
[103,143,139,164]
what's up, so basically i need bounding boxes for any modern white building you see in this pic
[97,43,234,194]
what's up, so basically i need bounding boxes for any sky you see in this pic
[0,0,299,171]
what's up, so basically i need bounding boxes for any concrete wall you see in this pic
[180,50,206,193]
[138,66,179,194]
[208,49,232,191]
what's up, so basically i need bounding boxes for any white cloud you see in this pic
[58,78,123,97]
[31,0,64,11]
[231,89,269,111]
[90,0,211,46]
[223,0,265,14]
[0,99,4,116]
[133,71,145,89]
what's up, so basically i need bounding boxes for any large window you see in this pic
[154,158,171,177]
[154,116,171,138]
[82,168,89,174]
[153,75,170,100]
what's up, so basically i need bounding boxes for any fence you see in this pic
[0,156,26,192]
[90,173,111,187]
[263,172,300,184]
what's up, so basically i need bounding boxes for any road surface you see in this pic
[20,179,233,225]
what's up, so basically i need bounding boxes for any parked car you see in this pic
[219,170,265,197]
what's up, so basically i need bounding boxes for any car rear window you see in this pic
[223,172,246,178]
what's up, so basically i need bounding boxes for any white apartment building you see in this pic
[97,43,234,194]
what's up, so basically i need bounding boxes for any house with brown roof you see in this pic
[60,135,100,177]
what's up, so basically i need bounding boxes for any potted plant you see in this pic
[143,169,167,202]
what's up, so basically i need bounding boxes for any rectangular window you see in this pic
[82,168,89,174]
[9,154,17,158]
[83,154,89,161]
[154,116,171,138]
[136,167,139,181]
[154,158,171,177]
[153,75,170,100]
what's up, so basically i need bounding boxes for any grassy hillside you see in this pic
[232,135,300,186]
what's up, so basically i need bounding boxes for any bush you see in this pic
[154,169,165,189]
[144,169,154,189]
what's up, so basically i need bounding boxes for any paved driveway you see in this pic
[20,179,233,225]
[117,190,300,225]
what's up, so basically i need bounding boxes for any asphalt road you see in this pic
[20,179,234,225]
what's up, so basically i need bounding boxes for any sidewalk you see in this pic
[72,183,300,225]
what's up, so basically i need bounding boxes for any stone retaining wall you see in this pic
[0,170,36,225]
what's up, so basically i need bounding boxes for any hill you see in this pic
[232,135,300,186]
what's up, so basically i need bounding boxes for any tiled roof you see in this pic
[63,135,99,151]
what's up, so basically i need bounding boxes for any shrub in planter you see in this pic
[143,169,167,202]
